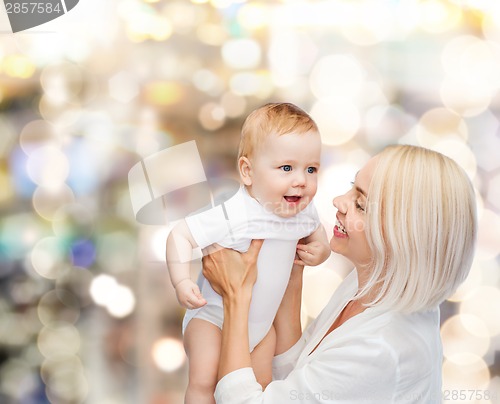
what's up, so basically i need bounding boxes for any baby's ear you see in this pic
[238,156,253,186]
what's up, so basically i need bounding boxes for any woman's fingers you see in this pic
[201,240,263,298]
[247,239,264,258]
[239,240,262,287]
[201,244,231,295]
[202,242,223,257]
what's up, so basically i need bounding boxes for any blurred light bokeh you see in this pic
[0,0,499,403]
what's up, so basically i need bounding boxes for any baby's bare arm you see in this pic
[166,220,206,308]
[166,220,197,286]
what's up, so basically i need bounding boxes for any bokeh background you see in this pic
[1,0,500,403]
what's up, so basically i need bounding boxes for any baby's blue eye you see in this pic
[281,165,292,172]
[307,167,317,174]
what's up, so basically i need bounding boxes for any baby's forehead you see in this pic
[260,130,321,145]
[255,135,321,161]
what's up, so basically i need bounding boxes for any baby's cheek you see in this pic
[310,182,318,195]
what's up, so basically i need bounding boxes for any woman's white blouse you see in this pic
[214,270,443,403]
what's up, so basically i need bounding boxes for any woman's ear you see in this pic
[238,156,253,186]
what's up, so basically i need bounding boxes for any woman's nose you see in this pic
[333,195,347,214]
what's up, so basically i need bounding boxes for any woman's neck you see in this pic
[354,266,380,307]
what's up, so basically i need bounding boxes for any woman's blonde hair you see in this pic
[237,103,318,160]
[359,145,477,313]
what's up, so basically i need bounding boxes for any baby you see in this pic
[166,103,330,403]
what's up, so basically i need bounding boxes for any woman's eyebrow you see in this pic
[356,185,367,198]
[353,171,367,197]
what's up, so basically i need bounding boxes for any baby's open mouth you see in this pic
[284,196,301,203]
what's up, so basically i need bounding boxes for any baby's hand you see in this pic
[294,241,330,266]
[175,279,207,309]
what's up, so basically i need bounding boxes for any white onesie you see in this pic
[182,186,320,351]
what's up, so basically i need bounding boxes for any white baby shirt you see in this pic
[183,186,320,351]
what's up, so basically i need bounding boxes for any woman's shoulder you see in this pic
[382,307,440,338]
[363,308,442,365]
[363,307,440,339]
[305,307,442,398]
[327,306,441,359]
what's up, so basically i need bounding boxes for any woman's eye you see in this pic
[307,167,317,174]
[280,165,292,172]
[355,201,365,212]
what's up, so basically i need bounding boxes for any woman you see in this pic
[202,145,477,403]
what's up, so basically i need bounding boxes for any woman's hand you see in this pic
[202,239,264,301]
[202,240,264,382]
